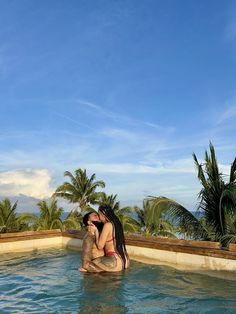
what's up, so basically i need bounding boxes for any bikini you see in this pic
[105,236,117,256]
[106,237,114,243]
[106,251,117,256]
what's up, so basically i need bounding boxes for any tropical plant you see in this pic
[149,143,236,243]
[0,198,30,233]
[134,199,177,237]
[33,198,64,231]
[148,196,207,239]
[53,169,105,212]
[63,210,83,231]
[21,199,83,232]
[98,193,120,211]
[221,211,236,246]
[115,205,140,233]
[193,143,236,240]
[98,193,140,233]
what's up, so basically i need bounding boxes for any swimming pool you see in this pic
[0,249,236,313]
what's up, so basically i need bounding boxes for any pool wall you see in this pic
[0,230,63,253]
[1,230,236,275]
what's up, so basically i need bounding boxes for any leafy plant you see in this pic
[0,199,30,233]
[53,169,105,212]
[134,199,177,238]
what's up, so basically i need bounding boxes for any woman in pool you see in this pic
[84,204,129,272]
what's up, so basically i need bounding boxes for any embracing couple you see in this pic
[80,205,129,273]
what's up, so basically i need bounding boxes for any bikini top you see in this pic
[106,236,114,243]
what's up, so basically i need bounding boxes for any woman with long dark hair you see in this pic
[84,205,129,272]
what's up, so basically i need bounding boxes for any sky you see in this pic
[0,0,236,212]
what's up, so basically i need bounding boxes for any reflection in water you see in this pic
[79,272,127,314]
[123,263,236,313]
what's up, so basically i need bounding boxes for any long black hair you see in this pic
[98,205,129,269]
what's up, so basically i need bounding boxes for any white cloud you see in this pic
[77,99,101,110]
[0,169,54,198]
[99,128,140,142]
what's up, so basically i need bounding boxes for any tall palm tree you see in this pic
[193,143,236,240]
[149,143,236,242]
[99,193,140,233]
[53,169,105,212]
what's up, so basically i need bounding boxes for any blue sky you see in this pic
[0,0,236,212]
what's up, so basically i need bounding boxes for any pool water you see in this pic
[0,249,236,313]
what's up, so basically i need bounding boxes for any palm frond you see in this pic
[53,168,105,211]
[149,196,208,239]
[230,158,236,184]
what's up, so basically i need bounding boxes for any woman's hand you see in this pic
[87,222,98,235]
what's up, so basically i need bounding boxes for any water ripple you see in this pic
[0,249,236,313]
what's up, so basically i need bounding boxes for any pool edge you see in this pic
[1,230,236,278]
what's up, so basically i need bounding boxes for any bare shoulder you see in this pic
[103,222,112,230]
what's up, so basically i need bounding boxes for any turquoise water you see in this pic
[0,249,236,313]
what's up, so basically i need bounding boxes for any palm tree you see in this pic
[53,169,105,212]
[98,193,140,233]
[24,199,83,232]
[63,210,83,231]
[0,198,18,233]
[34,198,64,231]
[134,199,177,237]
[221,211,236,246]
[115,205,140,233]
[148,196,207,239]
[0,198,30,233]
[149,143,236,242]
[98,193,120,211]
[193,143,236,240]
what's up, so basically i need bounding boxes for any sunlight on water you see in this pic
[0,249,236,313]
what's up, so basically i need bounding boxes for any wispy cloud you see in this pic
[82,158,196,175]
[217,104,236,124]
[99,128,141,143]
[52,111,95,131]
[76,99,174,133]
[77,100,101,110]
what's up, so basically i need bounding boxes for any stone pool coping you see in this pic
[1,230,236,276]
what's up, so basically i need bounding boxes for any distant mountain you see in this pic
[0,194,76,214]
[0,194,40,213]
